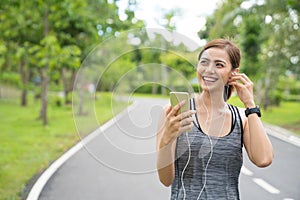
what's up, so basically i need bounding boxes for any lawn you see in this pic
[228,96,300,135]
[0,92,126,200]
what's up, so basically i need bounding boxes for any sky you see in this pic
[117,0,221,45]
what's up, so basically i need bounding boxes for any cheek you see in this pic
[196,65,205,75]
[196,67,204,82]
[222,71,231,83]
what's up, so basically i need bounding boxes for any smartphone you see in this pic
[170,92,190,114]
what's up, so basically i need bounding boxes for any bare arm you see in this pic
[240,107,274,167]
[230,73,274,167]
[156,101,195,186]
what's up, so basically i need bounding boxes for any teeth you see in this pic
[203,77,218,82]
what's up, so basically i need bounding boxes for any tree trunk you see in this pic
[70,69,77,91]
[61,68,77,105]
[261,68,273,110]
[21,88,27,106]
[39,6,49,125]
[40,68,48,125]
[77,83,84,115]
[161,65,167,95]
[18,61,30,106]
[152,67,158,94]
[61,67,70,104]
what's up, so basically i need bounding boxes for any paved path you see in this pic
[28,98,300,200]
[240,135,300,200]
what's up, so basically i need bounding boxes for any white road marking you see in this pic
[241,166,253,176]
[283,198,295,200]
[253,178,280,194]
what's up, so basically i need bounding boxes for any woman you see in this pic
[156,39,274,200]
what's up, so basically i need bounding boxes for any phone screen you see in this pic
[170,92,190,114]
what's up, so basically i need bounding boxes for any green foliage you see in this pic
[0,40,7,67]
[239,14,262,77]
[277,75,300,101]
[198,0,243,39]
[161,52,195,79]
[0,72,21,87]
[0,0,145,121]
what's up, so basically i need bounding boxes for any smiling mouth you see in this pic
[202,76,218,82]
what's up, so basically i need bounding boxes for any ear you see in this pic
[232,68,239,74]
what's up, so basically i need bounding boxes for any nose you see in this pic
[205,63,215,74]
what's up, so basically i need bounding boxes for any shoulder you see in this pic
[231,105,248,128]
[231,106,247,128]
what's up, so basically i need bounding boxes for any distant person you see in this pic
[156,39,274,199]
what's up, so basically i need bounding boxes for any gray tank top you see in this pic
[170,98,243,200]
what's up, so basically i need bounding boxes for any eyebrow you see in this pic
[215,59,227,64]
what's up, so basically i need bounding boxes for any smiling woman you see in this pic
[156,38,274,200]
[197,39,240,101]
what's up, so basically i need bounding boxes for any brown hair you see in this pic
[198,39,241,101]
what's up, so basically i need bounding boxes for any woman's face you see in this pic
[197,47,236,92]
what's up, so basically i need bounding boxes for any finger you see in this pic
[179,123,194,134]
[239,73,251,82]
[180,116,194,126]
[165,105,172,115]
[169,100,186,116]
[229,81,245,91]
[230,73,252,85]
[176,110,196,121]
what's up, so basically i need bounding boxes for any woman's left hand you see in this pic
[228,73,255,108]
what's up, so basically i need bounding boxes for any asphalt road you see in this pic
[37,98,300,200]
[240,135,300,200]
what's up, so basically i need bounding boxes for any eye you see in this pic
[199,60,208,66]
[216,63,224,68]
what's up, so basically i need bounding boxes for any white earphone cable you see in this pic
[197,135,213,200]
[180,96,227,199]
[180,131,191,200]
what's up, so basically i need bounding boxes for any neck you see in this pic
[197,90,227,113]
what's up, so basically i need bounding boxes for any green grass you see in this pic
[228,96,300,135]
[0,92,125,200]
[260,101,300,135]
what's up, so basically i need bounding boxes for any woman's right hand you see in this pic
[159,100,196,148]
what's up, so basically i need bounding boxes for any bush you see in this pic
[0,72,21,87]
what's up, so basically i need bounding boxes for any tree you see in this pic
[0,0,144,124]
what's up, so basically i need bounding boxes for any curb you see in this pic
[26,102,139,200]
[264,123,300,148]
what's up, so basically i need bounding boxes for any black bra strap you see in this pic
[190,98,200,128]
